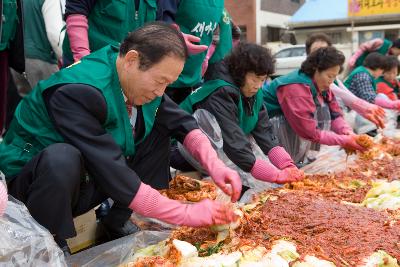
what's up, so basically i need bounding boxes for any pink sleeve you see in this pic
[66,14,90,62]
[331,116,353,135]
[374,97,399,109]
[277,84,323,143]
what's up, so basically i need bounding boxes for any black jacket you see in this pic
[194,61,279,172]
[43,84,197,203]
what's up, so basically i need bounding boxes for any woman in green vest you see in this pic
[305,33,386,130]
[345,52,400,111]
[176,43,304,190]
[348,38,400,71]
[0,23,241,252]
[376,55,400,101]
[264,47,366,164]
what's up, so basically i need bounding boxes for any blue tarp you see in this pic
[290,0,348,23]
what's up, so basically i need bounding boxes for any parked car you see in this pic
[273,45,306,77]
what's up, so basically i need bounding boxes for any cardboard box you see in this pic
[66,209,97,254]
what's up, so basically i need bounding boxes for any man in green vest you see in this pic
[0,22,241,253]
[62,0,208,66]
[0,0,24,135]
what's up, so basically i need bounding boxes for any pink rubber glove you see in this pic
[320,131,365,151]
[352,99,386,128]
[360,38,384,51]
[66,14,90,62]
[375,97,400,110]
[331,81,385,128]
[267,146,295,169]
[182,33,208,55]
[171,24,208,55]
[184,129,242,202]
[250,159,304,184]
[201,43,216,76]
[331,117,353,135]
[129,183,238,227]
[0,182,7,216]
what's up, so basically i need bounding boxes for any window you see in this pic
[275,48,292,58]
[326,32,342,44]
[291,0,300,3]
[358,30,384,45]
[267,26,282,42]
[291,47,306,57]
[262,26,282,44]
[238,25,247,41]
[274,46,306,58]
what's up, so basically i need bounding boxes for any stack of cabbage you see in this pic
[362,180,400,210]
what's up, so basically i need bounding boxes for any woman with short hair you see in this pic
[176,43,304,189]
[264,47,366,163]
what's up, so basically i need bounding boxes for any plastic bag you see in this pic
[270,115,312,165]
[0,196,67,267]
[300,145,357,174]
[71,231,170,267]
[178,109,276,190]
[270,103,331,165]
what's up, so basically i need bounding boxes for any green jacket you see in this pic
[63,0,157,62]
[263,70,319,117]
[0,45,161,178]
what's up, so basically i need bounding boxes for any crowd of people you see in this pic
[0,0,400,257]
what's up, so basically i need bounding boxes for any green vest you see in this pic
[208,8,232,65]
[170,0,226,88]
[0,0,19,51]
[23,0,57,64]
[180,79,263,134]
[63,0,157,62]
[263,70,319,117]
[344,66,377,92]
[355,39,393,68]
[0,45,161,178]
[376,76,399,94]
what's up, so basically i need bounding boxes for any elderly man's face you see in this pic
[120,50,184,105]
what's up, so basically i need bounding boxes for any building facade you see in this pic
[225,0,304,44]
[288,0,400,54]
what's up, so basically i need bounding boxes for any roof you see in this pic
[290,0,348,23]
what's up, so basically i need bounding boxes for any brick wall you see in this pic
[225,0,257,42]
